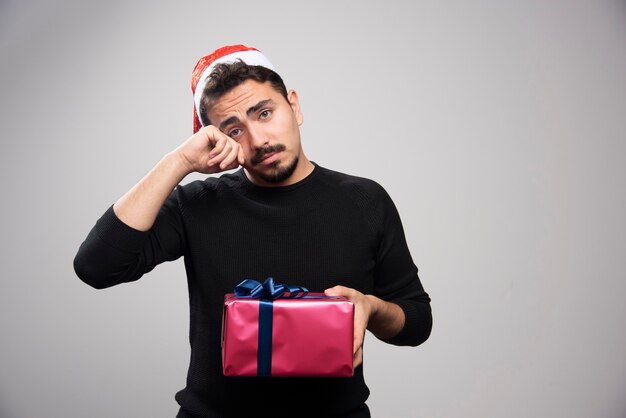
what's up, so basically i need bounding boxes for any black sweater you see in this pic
[74,164,432,417]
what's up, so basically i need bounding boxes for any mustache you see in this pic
[250,144,286,165]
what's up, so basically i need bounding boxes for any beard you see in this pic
[250,144,299,184]
[257,155,299,184]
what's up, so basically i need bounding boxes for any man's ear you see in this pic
[287,89,304,126]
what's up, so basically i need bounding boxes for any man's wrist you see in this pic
[365,294,383,320]
[166,150,194,179]
[365,295,405,339]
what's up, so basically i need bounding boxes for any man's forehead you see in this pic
[208,81,277,122]
[213,84,254,109]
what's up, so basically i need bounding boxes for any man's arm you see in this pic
[325,180,432,368]
[114,126,244,231]
[74,126,244,288]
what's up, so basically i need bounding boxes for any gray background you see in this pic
[1,0,625,417]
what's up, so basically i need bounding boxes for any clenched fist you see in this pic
[174,126,245,175]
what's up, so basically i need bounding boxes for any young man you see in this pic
[74,45,432,418]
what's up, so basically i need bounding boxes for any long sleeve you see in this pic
[73,190,187,289]
[370,185,432,347]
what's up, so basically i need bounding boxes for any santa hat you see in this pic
[191,44,277,133]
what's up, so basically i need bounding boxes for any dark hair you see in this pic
[199,59,289,126]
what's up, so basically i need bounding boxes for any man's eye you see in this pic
[228,128,242,138]
[260,109,272,119]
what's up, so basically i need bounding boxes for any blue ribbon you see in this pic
[232,277,309,377]
[234,277,309,300]
[257,299,273,377]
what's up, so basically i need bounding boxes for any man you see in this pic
[74,45,432,418]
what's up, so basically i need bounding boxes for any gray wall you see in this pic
[1,1,625,417]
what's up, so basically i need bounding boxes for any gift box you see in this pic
[222,278,354,377]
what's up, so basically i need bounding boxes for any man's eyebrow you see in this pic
[246,99,274,117]
[218,99,274,131]
[218,116,240,132]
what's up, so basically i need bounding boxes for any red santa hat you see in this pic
[191,44,276,133]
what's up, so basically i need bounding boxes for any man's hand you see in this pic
[324,286,406,368]
[174,126,245,175]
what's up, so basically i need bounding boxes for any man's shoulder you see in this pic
[317,165,396,232]
[317,165,388,200]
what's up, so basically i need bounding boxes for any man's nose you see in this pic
[248,123,269,148]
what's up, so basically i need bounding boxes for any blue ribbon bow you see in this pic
[234,277,309,300]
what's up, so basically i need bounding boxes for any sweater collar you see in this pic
[236,162,321,193]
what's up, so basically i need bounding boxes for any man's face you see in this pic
[206,79,304,186]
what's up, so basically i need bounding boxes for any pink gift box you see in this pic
[222,293,354,377]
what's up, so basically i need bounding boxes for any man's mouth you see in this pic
[251,144,286,166]
[260,151,280,164]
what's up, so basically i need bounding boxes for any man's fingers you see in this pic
[208,138,229,161]
[204,127,229,156]
[208,140,234,168]
[202,127,221,151]
[199,127,245,171]
[324,285,351,297]
[353,323,366,353]
[238,146,245,166]
[353,347,363,368]
[219,144,242,170]
[178,126,242,174]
